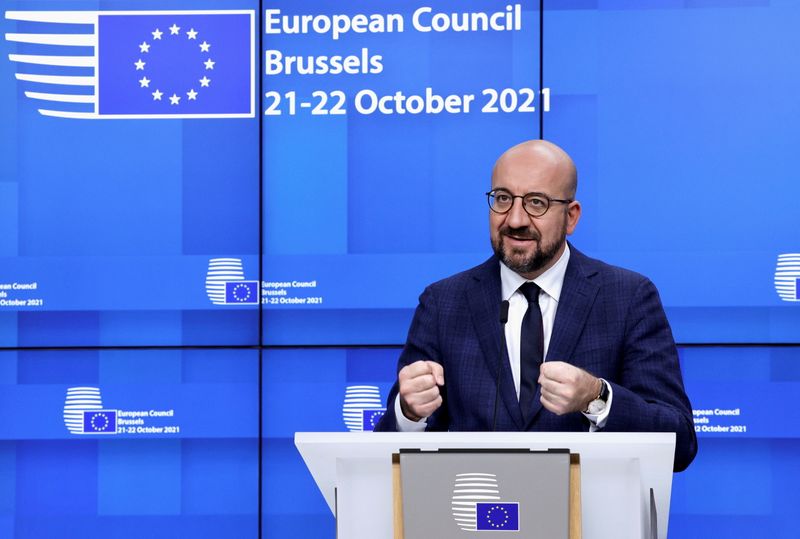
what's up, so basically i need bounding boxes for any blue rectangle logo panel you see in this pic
[98,12,254,117]
[82,410,117,434]
[476,502,519,531]
[225,281,259,304]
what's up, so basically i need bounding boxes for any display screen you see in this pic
[0,3,260,348]
[260,345,800,538]
[544,1,800,344]
[261,1,800,345]
[261,0,542,344]
[0,348,259,537]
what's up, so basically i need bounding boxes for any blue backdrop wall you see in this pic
[1,0,799,537]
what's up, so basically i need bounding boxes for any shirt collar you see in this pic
[500,243,571,302]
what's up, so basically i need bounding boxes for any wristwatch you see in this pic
[585,378,609,415]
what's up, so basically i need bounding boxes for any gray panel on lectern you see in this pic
[400,451,570,539]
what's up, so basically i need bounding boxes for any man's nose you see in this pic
[505,198,530,228]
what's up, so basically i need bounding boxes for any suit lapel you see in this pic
[523,246,601,428]
[466,258,524,430]
[546,247,600,362]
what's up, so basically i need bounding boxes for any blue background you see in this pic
[1,1,800,538]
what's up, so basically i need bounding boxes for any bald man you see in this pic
[374,140,697,472]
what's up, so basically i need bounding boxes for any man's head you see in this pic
[489,140,581,279]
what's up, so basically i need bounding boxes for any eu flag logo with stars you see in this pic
[362,409,385,431]
[83,410,117,434]
[476,503,520,531]
[5,10,254,119]
[99,13,252,116]
[225,280,259,304]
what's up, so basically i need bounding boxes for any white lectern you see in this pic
[295,432,675,539]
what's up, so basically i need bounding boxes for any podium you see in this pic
[295,432,676,539]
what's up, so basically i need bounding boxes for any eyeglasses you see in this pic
[486,189,572,218]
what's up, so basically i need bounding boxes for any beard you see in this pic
[492,221,567,276]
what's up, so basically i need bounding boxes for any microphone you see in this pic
[492,300,510,431]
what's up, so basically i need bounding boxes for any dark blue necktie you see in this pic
[518,282,543,420]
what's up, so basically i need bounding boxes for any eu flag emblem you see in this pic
[98,13,253,116]
[225,281,259,304]
[83,410,117,434]
[362,409,386,431]
[476,502,520,531]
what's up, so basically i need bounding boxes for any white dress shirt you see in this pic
[396,244,612,431]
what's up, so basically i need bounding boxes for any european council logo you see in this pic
[4,10,255,119]
[342,385,385,432]
[205,258,259,305]
[63,387,117,434]
[775,253,800,302]
[452,473,520,532]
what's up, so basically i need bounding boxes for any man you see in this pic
[374,140,697,472]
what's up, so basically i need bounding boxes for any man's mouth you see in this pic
[502,229,539,242]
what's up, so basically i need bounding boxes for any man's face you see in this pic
[489,147,581,279]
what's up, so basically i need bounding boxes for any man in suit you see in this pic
[374,140,697,472]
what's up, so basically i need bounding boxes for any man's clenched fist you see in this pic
[538,361,601,415]
[398,360,445,421]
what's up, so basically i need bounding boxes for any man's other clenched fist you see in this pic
[398,360,445,421]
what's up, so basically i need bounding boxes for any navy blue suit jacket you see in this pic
[375,245,698,472]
